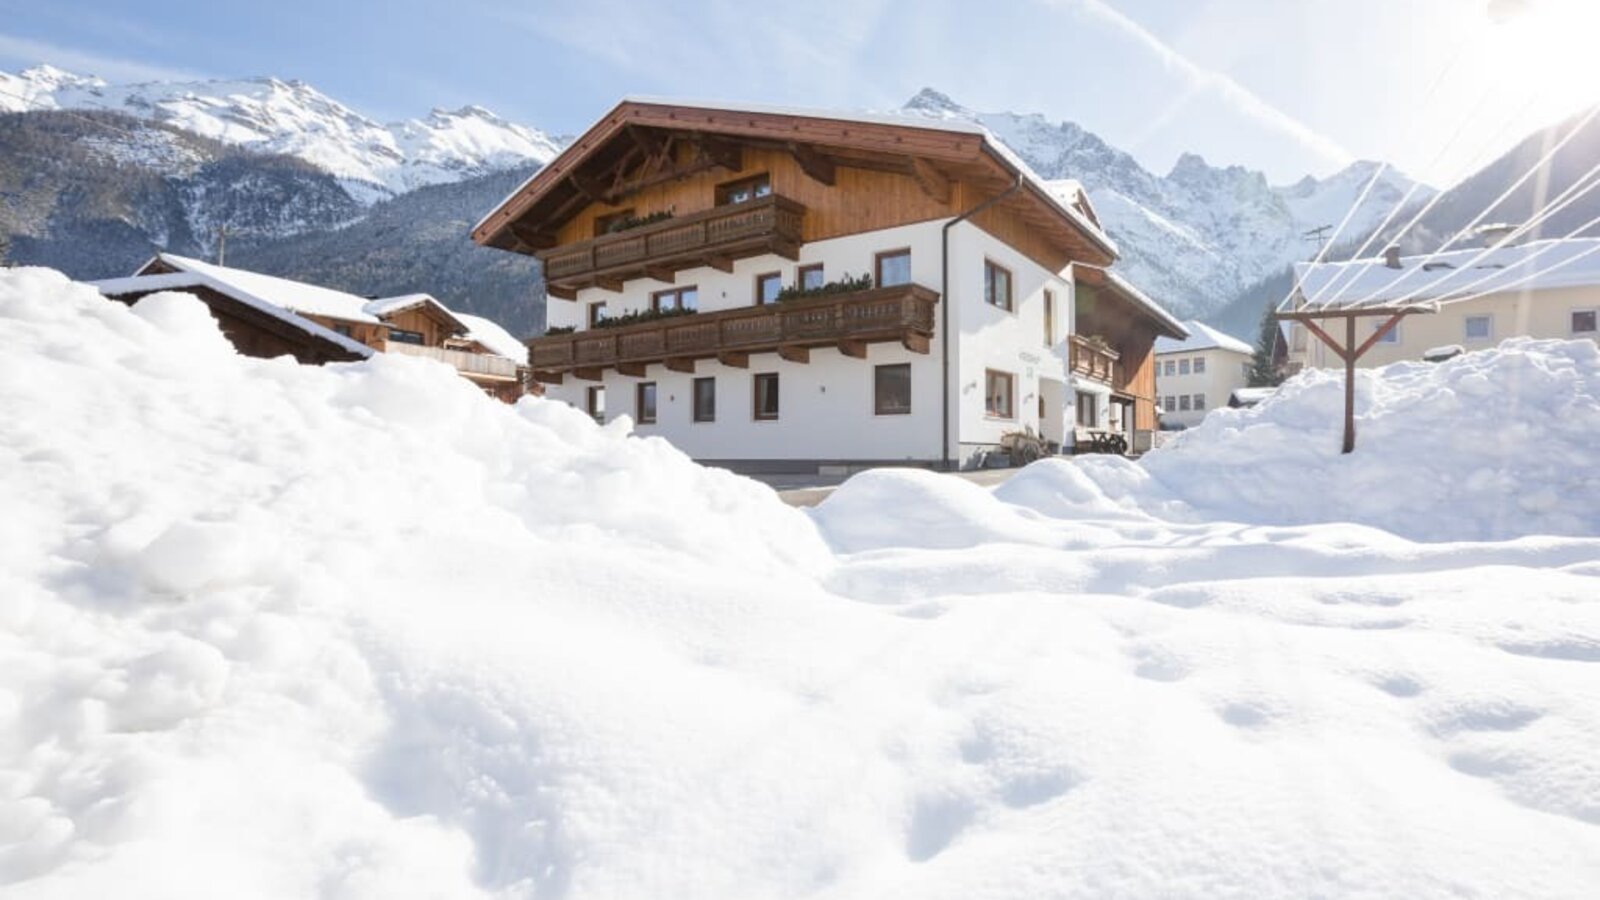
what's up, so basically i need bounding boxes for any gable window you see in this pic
[593,208,635,237]
[1193,356,1206,374]
[1163,359,1176,376]
[755,272,782,305]
[1179,395,1191,411]
[587,302,608,328]
[717,174,772,206]
[636,382,657,424]
[1464,315,1493,341]
[1178,358,1191,375]
[753,373,780,420]
[1076,391,1097,427]
[1570,309,1595,334]
[984,260,1013,311]
[984,369,1014,418]
[652,286,698,312]
[874,363,911,415]
[586,385,606,423]
[692,377,716,422]
[1193,393,1206,410]
[875,249,912,288]
[798,263,825,291]
[1043,289,1056,346]
[388,327,424,345]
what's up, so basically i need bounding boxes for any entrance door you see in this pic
[1038,378,1066,451]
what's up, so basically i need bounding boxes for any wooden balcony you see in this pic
[528,283,939,381]
[382,341,524,380]
[1068,335,1121,386]
[538,195,806,296]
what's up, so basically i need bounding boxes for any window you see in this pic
[984,260,1013,311]
[1042,290,1056,346]
[586,386,605,423]
[1163,359,1176,377]
[984,369,1014,418]
[755,272,782,305]
[1075,391,1097,427]
[652,286,698,312]
[334,324,353,337]
[1464,315,1492,341]
[876,249,911,288]
[1571,309,1596,334]
[587,302,607,328]
[387,327,424,345]
[1178,358,1191,375]
[874,363,911,415]
[797,263,825,291]
[1163,396,1176,412]
[753,373,780,420]
[1179,395,1191,411]
[717,174,772,206]
[692,377,716,422]
[1193,356,1206,374]
[593,208,635,237]
[1375,321,1399,344]
[1193,393,1206,410]
[636,382,657,424]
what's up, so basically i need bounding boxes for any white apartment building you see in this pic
[1152,320,1255,429]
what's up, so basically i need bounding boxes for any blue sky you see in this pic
[2,0,1597,186]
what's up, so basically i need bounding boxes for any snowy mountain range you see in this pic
[0,65,565,203]
[1,66,1442,324]
[898,89,1435,319]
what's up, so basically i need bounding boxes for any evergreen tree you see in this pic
[1246,305,1286,387]
[0,232,10,268]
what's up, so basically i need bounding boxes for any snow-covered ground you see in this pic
[3,268,1598,898]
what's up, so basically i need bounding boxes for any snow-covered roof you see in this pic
[1293,237,1600,309]
[363,293,469,334]
[1155,320,1253,355]
[454,312,526,362]
[155,254,381,324]
[475,96,1120,260]
[89,265,374,359]
[1229,387,1276,406]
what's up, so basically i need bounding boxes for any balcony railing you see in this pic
[528,283,939,377]
[538,195,806,291]
[1068,335,1121,385]
[383,341,523,379]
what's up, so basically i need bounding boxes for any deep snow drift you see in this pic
[3,268,1599,899]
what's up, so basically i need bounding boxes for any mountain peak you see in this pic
[902,87,970,118]
[19,64,104,90]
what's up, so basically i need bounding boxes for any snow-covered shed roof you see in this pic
[1292,237,1600,309]
[473,96,1119,262]
[1073,265,1189,340]
[364,293,469,334]
[1155,320,1253,355]
[152,253,380,324]
[90,266,374,359]
[454,312,526,362]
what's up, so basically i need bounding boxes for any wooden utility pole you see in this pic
[1274,306,1427,453]
[1303,224,1332,258]
[216,225,229,266]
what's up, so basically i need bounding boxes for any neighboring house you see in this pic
[89,253,533,401]
[1286,237,1600,371]
[471,97,1186,471]
[1152,320,1254,429]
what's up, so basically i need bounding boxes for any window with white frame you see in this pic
[1163,396,1176,412]
[1464,315,1492,341]
[1193,356,1206,374]
[1178,358,1191,375]
[1193,393,1206,410]
[1163,359,1176,376]
[1178,395,1191,411]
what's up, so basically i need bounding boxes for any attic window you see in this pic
[1422,262,1455,272]
[717,174,771,206]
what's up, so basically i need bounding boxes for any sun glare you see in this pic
[1486,0,1600,112]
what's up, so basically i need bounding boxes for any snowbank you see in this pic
[4,268,1600,898]
[1130,339,1600,541]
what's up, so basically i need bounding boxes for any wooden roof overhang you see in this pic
[470,99,1117,268]
[1073,265,1188,340]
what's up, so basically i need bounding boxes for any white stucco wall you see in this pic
[541,217,1081,467]
[1154,346,1253,428]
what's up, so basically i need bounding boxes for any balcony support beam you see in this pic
[716,352,749,369]
[838,339,867,359]
[789,142,836,186]
[644,265,675,284]
[532,371,564,385]
[704,255,735,274]
[902,332,931,355]
[665,357,696,374]
[546,284,578,301]
[616,362,648,378]
[778,345,810,365]
[573,367,604,382]
[595,277,625,293]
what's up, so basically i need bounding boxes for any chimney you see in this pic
[1383,245,1403,269]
